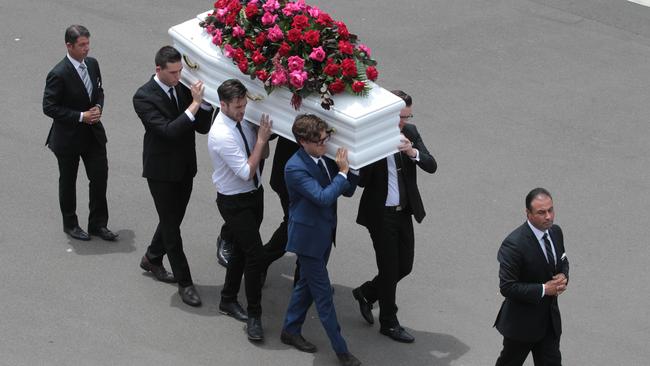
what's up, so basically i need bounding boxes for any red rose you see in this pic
[214,0,228,9]
[256,69,269,81]
[303,30,320,47]
[252,50,267,65]
[225,12,237,26]
[233,48,246,63]
[336,21,350,39]
[244,38,256,51]
[323,63,340,77]
[227,0,242,13]
[255,32,267,46]
[292,15,310,30]
[287,28,302,43]
[245,3,259,19]
[238,59,249,73]
[338,40,353,55]
[352,81,365,93]
[316,13,333,26]
[278,42,291,56]
[341,58,357,77]
[328,79,345,94]
[365,66,378,81]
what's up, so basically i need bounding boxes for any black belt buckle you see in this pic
[385,205,402,213]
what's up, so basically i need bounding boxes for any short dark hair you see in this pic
[292,114,329,145]
[155,46,181,68]
[217,79,247,103]
[391,90,412,107]
[65,25,90,45]
[526,188,552,211]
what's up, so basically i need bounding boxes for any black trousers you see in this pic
[54,141,108,230]
[145,177,194,287]
[495,328,562,366]
[217,187,266,317]
[359,209,414,328]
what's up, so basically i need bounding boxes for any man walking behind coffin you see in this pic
[43,25,118,242]
[351,90,436,343]
[494,188,569,366]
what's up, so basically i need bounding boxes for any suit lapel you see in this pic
[148,77,178,117]
[64,57,90,102]
[298,149,329,187]
[523,223,552,274]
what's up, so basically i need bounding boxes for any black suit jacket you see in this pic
[270,135,299,198]
[43,56,107,154]
[356,123,436,230]
[132,77,213,181]
[494,223,570,343]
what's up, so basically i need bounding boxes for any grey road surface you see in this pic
[1,0,649,365]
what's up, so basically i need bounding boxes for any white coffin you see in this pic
[169,11,403,169]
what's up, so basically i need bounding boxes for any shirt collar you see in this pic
[527,220,549,241]
[66,53,84,69]
[153,74,174,94]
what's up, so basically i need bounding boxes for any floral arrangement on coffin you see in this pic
[199,0,379,110]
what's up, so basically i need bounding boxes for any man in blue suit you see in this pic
[280,114,361,366]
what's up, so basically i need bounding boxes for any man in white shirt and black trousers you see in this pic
[207,79,272,342]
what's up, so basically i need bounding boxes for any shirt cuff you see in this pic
[200,102,213,111]
[184,109,195,122]
[337,171,347,179]
[541,284,545,298]
[79,112,84,122]
[409,149,420,161]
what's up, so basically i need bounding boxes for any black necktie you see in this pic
[542,233,556,271]
[317,159,330,183]
[168,87,179,112]
[235,123,259,187]
[393,153,408,208]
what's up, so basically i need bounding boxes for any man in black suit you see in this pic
[352,90,436,343]
[494,188,569,366]
[43,25,117,242]
[133,46,213,307]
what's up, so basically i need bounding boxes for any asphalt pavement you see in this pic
[1,0,649,365]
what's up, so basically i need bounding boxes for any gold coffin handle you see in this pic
[247,92,265,102]
[183,54,199,70]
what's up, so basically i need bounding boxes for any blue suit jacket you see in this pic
[285,148,357,258]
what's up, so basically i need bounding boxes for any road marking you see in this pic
[628,0,650,7]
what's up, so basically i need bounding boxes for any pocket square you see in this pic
[560,252,567,261]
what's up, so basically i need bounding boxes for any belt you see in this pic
[384,205,403,213]
[217,186,263,200]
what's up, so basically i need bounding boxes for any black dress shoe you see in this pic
[216,235,232,268]
[281,331,317,353]
[246,316,264,341]
[336,352,362,366]
[178,285,202,307]
[88,227,118,241]
[140,255,176,283]
[380,326,415,343]
[64,225,90,241]
[352,287,374,325]
[219,301,248,322]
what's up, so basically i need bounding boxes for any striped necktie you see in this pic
[78,63,93,98]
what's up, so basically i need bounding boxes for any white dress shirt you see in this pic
[67,54,92,122]
[153,75,202,122]
[208,112,260,195]
[527,220,558,297]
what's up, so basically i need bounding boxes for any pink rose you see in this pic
[358,44,372,57]
[223,44,235,58]
[282,3,299,16]
[212,29,223,45]
[271,69,288,86]
[232,25,245,38]
[267,24,284,42]
[287,56,305,72]
[262,0,279,13]
[289,70,308,89]
[261,12,278,26]
[309,46,326,62]
[307,6,321,18]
